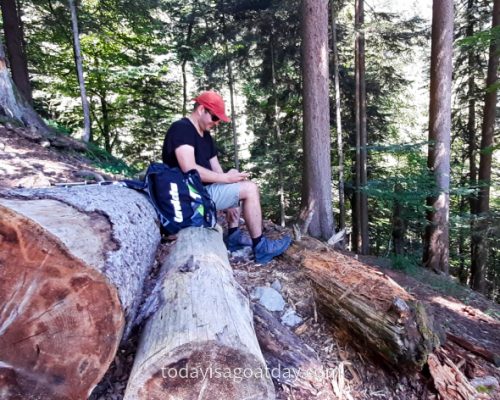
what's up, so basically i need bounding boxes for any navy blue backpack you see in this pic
[125,163,217,234]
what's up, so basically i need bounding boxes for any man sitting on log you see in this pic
[162,90,291,264]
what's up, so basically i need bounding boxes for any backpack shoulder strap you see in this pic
[121,179,146,191]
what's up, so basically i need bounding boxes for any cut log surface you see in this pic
[252,303,334,399]
[124,227,275,400]
[296,244,439,371]
[0,185,160,399]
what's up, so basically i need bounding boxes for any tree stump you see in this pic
[0,185,160,399]
[124,227,275,400]
[300,248,439,371]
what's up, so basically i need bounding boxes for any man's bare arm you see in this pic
[175,145,247,183]
[209,156,224,174]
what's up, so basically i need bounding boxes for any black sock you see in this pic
[228,227,238,236]
[252,235,263,247]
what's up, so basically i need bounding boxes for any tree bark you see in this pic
[466,0,478,217]
[0,0,32,104]
[301,0,334,240]
[124,227,275,400]
[68,0,92,143]
[0,185,160,399]
[270,37,286,227]
[465,0,479,288]
[0,40,52,135]
[221,7,239,170]
[470,0,499,292]
[227,59,239,170]
[446,332,500,366]
[181,5,196,116]
[301,248,439,370]
[354,0,369,255]
[423,0,454,274]
[331,2,345,237]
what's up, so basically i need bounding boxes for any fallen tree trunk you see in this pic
[0,185,160,399]
[297,246,439,371]
[447,332,500,367]
[124,227,275,400]
[252,303,334,399]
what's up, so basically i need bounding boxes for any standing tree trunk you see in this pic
[0,0,32,104]
[354,0,369,255]
[271,37,286,227]
[466,0,479,285]
[301,0,334,240]
[423,0,454,274]
[331,1,345,237]
[0,39,51,135]
[227,58,238,169]
[466,0,478,217]
[94,58,112,153]
[221,7,239,170]
[68,0,91,143]
[470,0,499,291]
[181,3,196,116]
[457,183,468,284]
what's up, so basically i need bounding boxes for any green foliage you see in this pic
[44,119,72,136]
[457,25,500,50]
[84,142,138,176]
[363,140,433,256]
[26,0,180,164]
[390,253,419,274]
[390,254,477,303]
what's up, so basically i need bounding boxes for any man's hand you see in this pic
[224,169,249,183]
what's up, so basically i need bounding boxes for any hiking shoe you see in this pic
[254,235,292,265]
[226,229,253,252]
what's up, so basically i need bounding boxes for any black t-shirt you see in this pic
[162,118,217,171]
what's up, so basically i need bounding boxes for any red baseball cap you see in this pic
[193,91,231,122]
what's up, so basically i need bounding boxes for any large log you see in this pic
[298,246,439,371]
[0,185,160,399]
[124,227,275,400]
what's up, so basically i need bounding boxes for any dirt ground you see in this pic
[1,126,499,399]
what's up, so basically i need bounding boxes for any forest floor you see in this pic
[1,125,499,400]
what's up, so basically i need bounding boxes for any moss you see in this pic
[414,301,440,367]
[476,385,493,394]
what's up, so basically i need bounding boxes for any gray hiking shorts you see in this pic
[206,183,240,211]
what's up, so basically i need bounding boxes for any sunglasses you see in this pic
[205,108,220,122]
